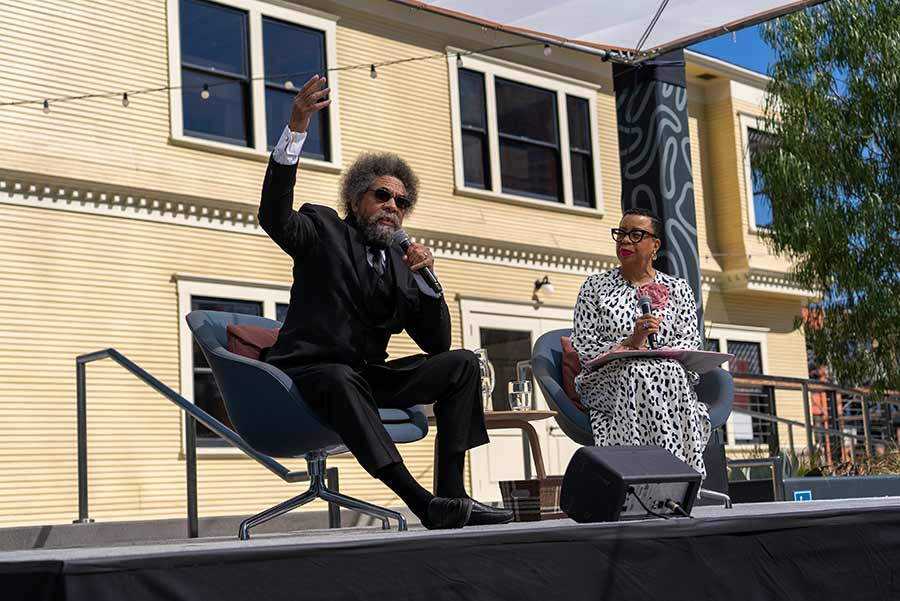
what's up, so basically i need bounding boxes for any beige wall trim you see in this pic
[0,170,262,235]
[720,268,816,298]
[411,228,619,277]
[171,273,290,291]
[1,170,746,287]
[0,167,616,275]
[455,294,575,313]
[684,50,771,90]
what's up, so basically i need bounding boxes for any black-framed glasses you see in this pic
[611,227,657,243]
[368,187,412,211]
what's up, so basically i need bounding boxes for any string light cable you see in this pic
[1,41,541,111]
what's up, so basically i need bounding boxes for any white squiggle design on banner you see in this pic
[630,184,660,216]
[617,75,703,310]
[681,135,693,178]
[624,103,683,180]
[661,136,677,200]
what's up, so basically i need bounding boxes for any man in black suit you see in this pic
[258,75,512,529]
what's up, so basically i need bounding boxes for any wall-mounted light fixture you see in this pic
[532,275,555,307]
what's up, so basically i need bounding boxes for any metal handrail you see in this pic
[75,348,336,537]
[731,372,900,402]
[729,407,865,460]
[728,372,900,457]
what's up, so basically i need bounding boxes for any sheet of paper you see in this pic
[585,349,733,373]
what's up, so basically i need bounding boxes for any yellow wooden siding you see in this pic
[0,201,592,527]
[0,0,813,528]
[0,0,622,262]
[686,101,718,274]
[702,92,747,273]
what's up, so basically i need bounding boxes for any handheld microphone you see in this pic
[638,295,658,349]
[392,229,442,295]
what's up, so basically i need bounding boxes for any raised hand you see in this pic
[288,75,331,134]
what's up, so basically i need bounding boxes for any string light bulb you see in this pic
[370,64,377,79]
[543,44,552,57]
[42,99,50,114]
[121,92,129,107]
[456,53,463,68]
[200,84,210,100]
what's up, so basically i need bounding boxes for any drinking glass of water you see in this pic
[508,380,533,411]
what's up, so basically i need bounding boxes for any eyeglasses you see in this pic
[368,187,412,211]
[611,228,657,243]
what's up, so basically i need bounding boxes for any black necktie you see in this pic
[368,247,384,277]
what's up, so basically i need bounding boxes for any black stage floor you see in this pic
[4,497,900,601]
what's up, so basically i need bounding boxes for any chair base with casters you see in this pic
[186,310,428,540]
[532,328,734,509]
[239,450,407,540]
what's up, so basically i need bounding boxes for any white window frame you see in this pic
[705,323,771,448]
[166,0,342,171]
[739,112,770,235]
[447,48,604,216]
[175,274,290,456]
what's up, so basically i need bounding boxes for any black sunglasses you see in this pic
[611,227,657,243]
[368,187,412,211]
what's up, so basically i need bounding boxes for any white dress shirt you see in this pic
[271,125,440,298]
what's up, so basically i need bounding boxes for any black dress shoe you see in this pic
[466,499,514,526]
[424,497,473,530]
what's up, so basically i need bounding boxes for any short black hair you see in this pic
[622,207,663,238]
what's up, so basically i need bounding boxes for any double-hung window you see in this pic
[705,326,774,449]
[169,0,340,167]
[747,128,773,229]
[450,52,602,211]
[740,114,775,231]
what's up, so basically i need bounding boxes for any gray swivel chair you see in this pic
[186,310,429,539]
[531,328,733,508]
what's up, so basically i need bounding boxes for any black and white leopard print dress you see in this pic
[572,268,711,478]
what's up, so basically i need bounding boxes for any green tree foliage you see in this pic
[758,0,900,396]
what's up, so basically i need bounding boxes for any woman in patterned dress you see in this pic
[571,208,711,477]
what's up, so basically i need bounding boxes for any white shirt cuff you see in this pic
[272,125,307,165]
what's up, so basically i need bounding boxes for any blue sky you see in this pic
[689,25,774,75]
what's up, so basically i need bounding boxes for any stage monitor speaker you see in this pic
[560,445,702,523]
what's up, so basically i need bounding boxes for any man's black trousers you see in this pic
[284,349,490,477]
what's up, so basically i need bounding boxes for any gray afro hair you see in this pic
[339,152,419,218]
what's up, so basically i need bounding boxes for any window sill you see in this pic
[169,135,343,174]
[454,186,605,218]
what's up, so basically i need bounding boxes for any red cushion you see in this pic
[226,324,280,361]
[560,336,588,412]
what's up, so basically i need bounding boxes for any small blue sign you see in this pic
[794,490,813,502]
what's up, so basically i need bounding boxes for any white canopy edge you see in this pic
[391,0,828,61]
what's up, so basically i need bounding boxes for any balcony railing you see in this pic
[729,372,900,464]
